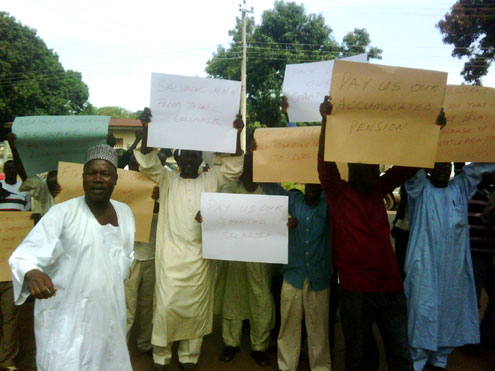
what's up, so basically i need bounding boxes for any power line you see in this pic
[2,48,493,86]
[232,41,495,51]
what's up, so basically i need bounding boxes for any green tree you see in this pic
[341,28,383,60]
[437,1,495,84]
[0,12,90,126]
[206,1,382,128]
[92,106,140,119]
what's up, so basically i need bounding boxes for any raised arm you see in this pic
[317,96,343,201]
[133,108,168,184]
[118,129,143,168]
[452,163,495,201]
[233,114,244,156]
[214,115,246,188]
[375,107,447,195]
[318,96,332,159]
[281,96,290,123]
[139,107,153,155]
[376,166,420,196]
[7,133,27,181]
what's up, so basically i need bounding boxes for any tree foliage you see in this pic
[0,12,90,126]
[341,28,382,60]
[206,1,382,126]
[437,0,495,84]
[90,106,141,119]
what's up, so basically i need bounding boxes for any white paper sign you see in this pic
[149,73,241,153]
[201,192,288,264]
[282,53,368,122]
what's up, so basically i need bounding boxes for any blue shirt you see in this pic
[262,184,332,291]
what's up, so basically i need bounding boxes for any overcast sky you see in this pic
[4,0,494,111]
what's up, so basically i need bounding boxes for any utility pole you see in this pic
[239,1,253,151]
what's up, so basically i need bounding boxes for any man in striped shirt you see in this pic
[468,170,495,346]
[0,181,27,211]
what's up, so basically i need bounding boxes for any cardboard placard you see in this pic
[324,61,448,167]
[12,116,109,176]
[282,53,368,122]
[253,126,348,183]
[0,212,33,281]
[201,192,288,264]
[149,73,240,153]
[436,85,495,162]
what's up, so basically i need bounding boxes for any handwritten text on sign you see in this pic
[436,85,495,162]
[201,192,288,264]
[149,73,240,153]
[56,162,156,242]
[282,53,367,123]
[12,116,109,176]
[324,61,447,168]
[253,127,349,183]
[0,212,33,281]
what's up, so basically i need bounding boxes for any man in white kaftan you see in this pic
[9,145,135,371]
[134,150,243,364]
[135,107,244,369]
[216,179,275,365]
[404,162,495,371]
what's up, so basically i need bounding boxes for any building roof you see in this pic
[4,117,141,129]
[108,118,141,128]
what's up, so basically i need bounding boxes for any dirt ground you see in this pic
[15,296,495,371]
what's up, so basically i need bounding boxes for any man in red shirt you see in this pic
[317,96,424,371]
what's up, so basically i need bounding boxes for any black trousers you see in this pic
[392,228,410,281]
[339,289,413,371]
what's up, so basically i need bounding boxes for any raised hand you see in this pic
[319,96,333,119]
[140,107,152,128]
[233,114,245,133]
[436,108,447,129]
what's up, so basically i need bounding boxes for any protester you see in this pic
[135,108,244,370]
[0,160,29,211]
[124,154,163,354]
[215,154,275,367]
[118,130,144,168]
[317,96,435,371]
[261,181,332,371]
[468,170,495,291]
[7,132,60,221]
[404,162,495,370]
[468,170,495,348]
[0,179,26,212]
[107,132,117,148]
[481,191,495,228]
[9,144,135,371]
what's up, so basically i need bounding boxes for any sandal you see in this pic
[250,350,271,367]
[219,346,240,362]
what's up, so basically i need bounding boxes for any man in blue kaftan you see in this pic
[404,162,495,371]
